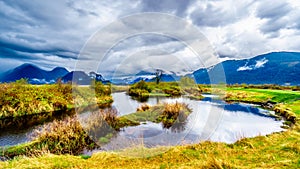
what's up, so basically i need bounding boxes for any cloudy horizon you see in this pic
[1,0,300,78]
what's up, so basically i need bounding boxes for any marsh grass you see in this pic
[1,116,98,158]
[229,83,300,91]
[136,104,151,112]
[0,83,113,119]
[158,102,191,128]
[0,83,113,129]
[0,83,73,119]
[80,108,119,144]
[32,117,97,155]
[73,85,113,108]
[128,81,151,101]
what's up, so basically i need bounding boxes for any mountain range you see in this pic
[0,64,109,85]
[0,52,299,85]
[192,52,300,85]
[0,64,69,84]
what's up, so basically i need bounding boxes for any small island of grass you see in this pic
[128,77,205,101]
[120,102,192,129]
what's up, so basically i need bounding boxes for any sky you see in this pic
[0,0,300,78]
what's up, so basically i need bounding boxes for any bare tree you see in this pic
[155,69,163,84]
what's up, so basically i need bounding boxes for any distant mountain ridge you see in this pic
[0,63,110,85]
[0,64,69,84]
[192,52,300,85]
[125,52,300,85]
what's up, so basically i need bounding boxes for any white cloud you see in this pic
[237,58,268,71]
[237,64,253,71]
[254,58,268,69]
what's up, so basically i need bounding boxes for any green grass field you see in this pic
[226,87,300,115]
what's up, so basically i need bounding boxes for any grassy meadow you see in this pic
[0,81,300,168]
[224,86,300,124]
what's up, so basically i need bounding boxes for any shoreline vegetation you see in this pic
[0,79,113,129]
[0,80,300,168]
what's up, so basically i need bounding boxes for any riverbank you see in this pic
[224,87,300,124]
[0,82,113,129]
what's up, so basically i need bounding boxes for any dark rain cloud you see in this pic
[0,38,78,59]
[0,46,35,60]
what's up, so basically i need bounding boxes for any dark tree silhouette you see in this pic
[155,69,163,84]
[89,72,105,81]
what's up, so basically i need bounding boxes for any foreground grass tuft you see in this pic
[1,116,97,158]
[159,102,191,128]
